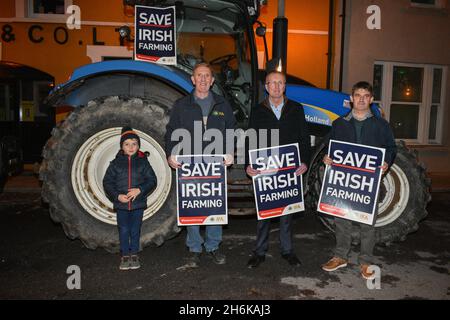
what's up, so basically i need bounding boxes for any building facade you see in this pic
[332,0,449,177]
[0,0,448,181]
[0,0,331,162]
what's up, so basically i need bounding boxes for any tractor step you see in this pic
[227,177,255,216]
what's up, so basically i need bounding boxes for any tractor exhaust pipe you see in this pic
[271,0,288,73]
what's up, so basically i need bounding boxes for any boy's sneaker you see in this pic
[119,256,131,270]
[207,249,226,265]
[129,255,141,270]
[186,252,201,268]
[322,257,348,272]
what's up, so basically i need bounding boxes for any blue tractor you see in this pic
[41,0,430,252]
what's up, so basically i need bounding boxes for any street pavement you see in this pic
[0,187,449,300]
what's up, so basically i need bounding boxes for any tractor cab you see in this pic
[167,0,259,124]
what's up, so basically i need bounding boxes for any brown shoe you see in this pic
[360,264,376,280]
[322,257,348,272]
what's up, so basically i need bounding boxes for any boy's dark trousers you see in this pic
[117,208,144,255]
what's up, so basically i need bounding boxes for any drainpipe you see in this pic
[338,0,347,92]
[326,0,335,89]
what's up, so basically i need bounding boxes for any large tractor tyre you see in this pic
[307,140,431,245]
[40,96,182,252]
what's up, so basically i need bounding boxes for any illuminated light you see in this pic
[118,26,131,39]
[405,87,412,97]
[276,59,283,72]
[3,61,21,67]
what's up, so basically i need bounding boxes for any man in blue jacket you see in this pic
[321,81,397,280]
[165,62,236,268]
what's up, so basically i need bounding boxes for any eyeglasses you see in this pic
[266,81,285,87]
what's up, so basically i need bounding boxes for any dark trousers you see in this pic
[334,217,375,265]
[116,209,144,256]
[254,214,293,256]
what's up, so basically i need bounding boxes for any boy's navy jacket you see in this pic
[330,110,397,166]
[103,150,157,211]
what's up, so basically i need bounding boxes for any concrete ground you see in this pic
[0,175,448,300]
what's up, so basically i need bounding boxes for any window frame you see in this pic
[26,0,73,22]
[374,61,447,145]
[410,0,446,9]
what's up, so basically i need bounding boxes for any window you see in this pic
[373,64,383,101]
[373,62,447,144]
[410,0,446,8]
[27,0,72,18]
[33,0,65,14]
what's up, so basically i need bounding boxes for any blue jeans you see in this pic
[186,225,222,253]
[116,209,144,256]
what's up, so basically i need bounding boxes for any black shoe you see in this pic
[206,249,226,265]
[247,254,265,269]
[282,253,301,266]
[186,252,201,268]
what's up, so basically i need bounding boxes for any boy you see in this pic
[103,127,157,270]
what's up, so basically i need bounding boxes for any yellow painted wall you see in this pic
[0,1,15,17]
[2,22,92,83]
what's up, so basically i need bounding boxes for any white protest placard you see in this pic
[135,5,177,65]
[176,155,227,226]
[317,140,385,225]
[249,144,304,220]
